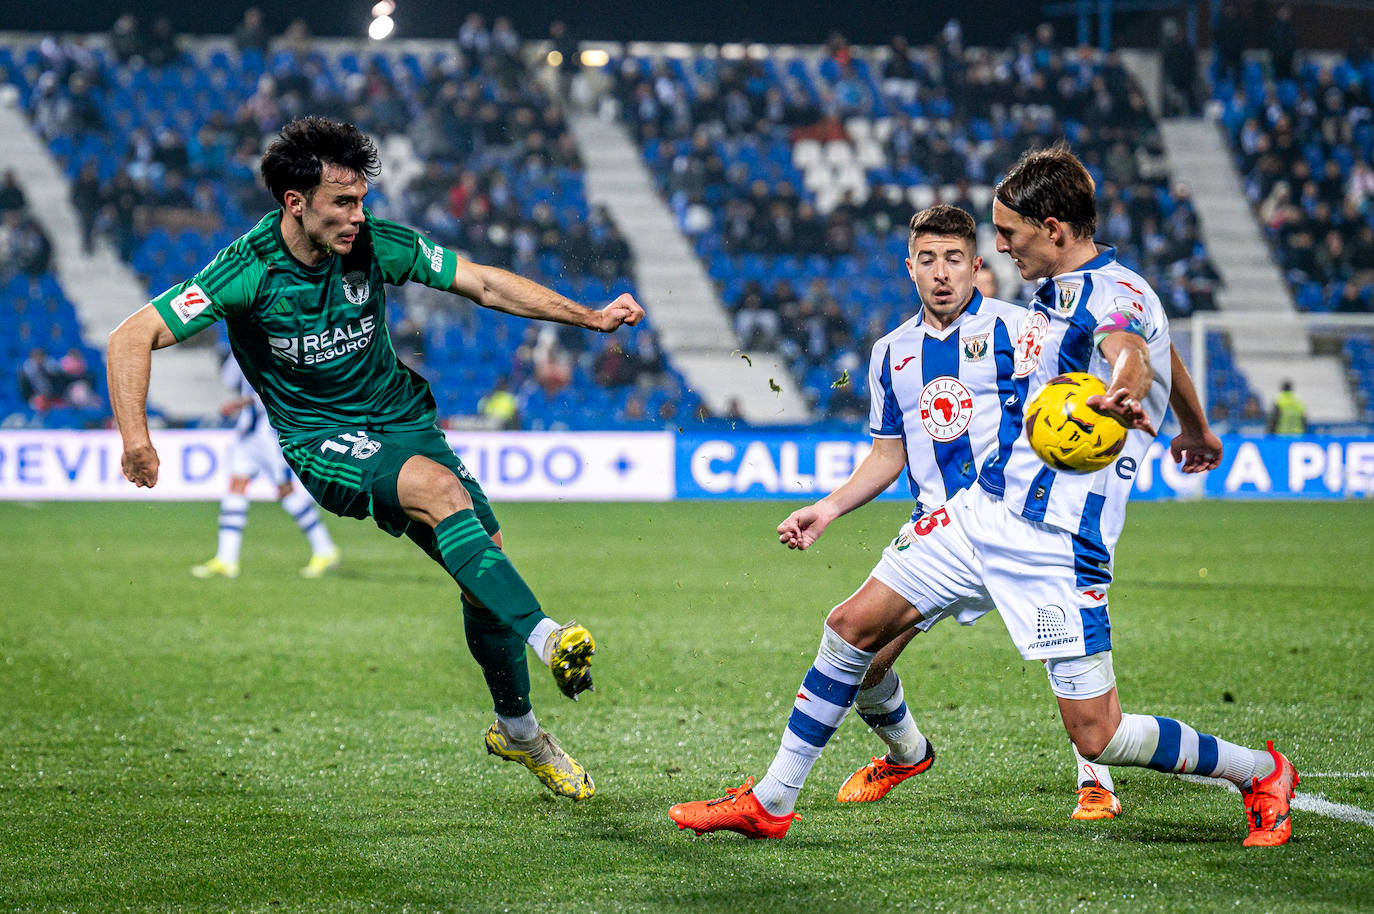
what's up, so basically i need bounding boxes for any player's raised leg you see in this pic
[397,454,595,700]
[670,577,920,838]
[1060,689,1297,845]
[396,452,595,799]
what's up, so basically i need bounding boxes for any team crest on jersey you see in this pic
[341,270,371,305]
[1014,311,1049,378]
[918,376,974,442]
[962,333,989,362]
[348,432,381,459]
[1056,281,1081,315]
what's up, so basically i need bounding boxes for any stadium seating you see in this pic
[1,35,700,429]
[1,271,109,427]
[1213,54,1374,313]
[612,36,1244,421]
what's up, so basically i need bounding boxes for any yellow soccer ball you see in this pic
[1024,372,1129,474]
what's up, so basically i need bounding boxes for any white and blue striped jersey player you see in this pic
[871,246,1167,665]
[784,290,1026,764]
[222,355,294,488]
[192,357,337,579]
[982,245,1172,556]
[867,289,1027,523]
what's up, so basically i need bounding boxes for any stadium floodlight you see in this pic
[579,49,609,68]
[368,14,395,40]
[371,0,395,16]
[546,50,564,67]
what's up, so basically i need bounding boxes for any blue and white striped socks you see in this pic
[855,668,929,764]
[753,626,874,815]
[216,493,248,564]
[1092,713,1274,786]
[281,489,335,556]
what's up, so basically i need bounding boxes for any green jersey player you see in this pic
[107,116,645,802]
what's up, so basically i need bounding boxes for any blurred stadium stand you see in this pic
[0,20,1370,432]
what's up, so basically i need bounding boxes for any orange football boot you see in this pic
[1071,782,1122,820]
[1241,741,1299,847]
[837,741,935,802]
[669,777,797,839]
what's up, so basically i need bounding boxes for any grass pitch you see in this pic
[1,499,1372,913]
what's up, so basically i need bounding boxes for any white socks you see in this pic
[527,617,560,664]
[498,710,540,742]
[1073,744,1115,791]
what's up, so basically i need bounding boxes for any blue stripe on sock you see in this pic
[291,506,314,521]
[786,708,838,748]
[858,702,908,730]
[802,666,860,707]
[1149,716,1183,772]
[1196,733,1219,776]
[302,520,321,533]
[218,524,244,533]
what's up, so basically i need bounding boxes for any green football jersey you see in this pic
[151,210,460,441]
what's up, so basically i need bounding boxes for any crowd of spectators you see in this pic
[0,169,88,420]
[0,173,55,279]
[18,346,101,413]
[612,24,1224,411]
[9,12,704,428]
[1217,20,1374,312]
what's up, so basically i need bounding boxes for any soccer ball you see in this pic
[1024,372,1128,473]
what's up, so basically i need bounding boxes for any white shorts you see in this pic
[869,486,1114,661]
[228,424,292,487]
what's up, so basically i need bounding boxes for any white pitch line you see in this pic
[1179,774,1374,829]
[1298,771,1374,779]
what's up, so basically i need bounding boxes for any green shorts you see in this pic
[281,427,498,538]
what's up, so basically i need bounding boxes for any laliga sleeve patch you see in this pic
[1092,309,1145,347]
[168,283,211,325]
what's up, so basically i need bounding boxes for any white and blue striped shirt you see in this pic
[222,356,271,441]
[979,246,1172,552]
[868,290,1027,519]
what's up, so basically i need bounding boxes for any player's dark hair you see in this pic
[994,142,1097,239]
[260,116,380,204]
[908,204,977,253]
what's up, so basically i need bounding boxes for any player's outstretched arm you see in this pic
[778,437,907,550]
[108,304,179,488]
[1088,330,1156,436]
[449,258,644,332]
[1166,344,1223,473]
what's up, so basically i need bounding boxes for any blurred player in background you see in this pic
[107,115,644,802]
[671,146,1295,849]
[190,354,339,580]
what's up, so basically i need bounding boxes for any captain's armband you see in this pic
[1092,310,1146,347]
